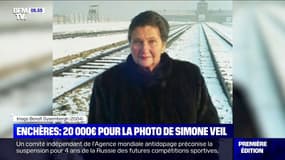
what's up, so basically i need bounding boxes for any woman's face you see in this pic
[130,25,166,72]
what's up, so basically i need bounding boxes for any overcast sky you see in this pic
[54,1,232,20]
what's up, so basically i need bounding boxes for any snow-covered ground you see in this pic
[206,22,232,44]
[53,33,127,60]
[53,21,129,60]
[54,21,129,34]
[53,50,130,116]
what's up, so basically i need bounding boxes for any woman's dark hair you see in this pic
[128,10,169,43]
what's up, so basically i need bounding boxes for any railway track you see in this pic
[167,23,232,123]
[201,23,232,122]
[202,23,232,105]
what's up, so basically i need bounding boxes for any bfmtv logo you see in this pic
[12,7,45,21]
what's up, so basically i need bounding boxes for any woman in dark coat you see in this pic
[88,11,219,124]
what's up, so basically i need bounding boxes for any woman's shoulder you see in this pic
[95,62,127,82]
[171,59,201,75]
